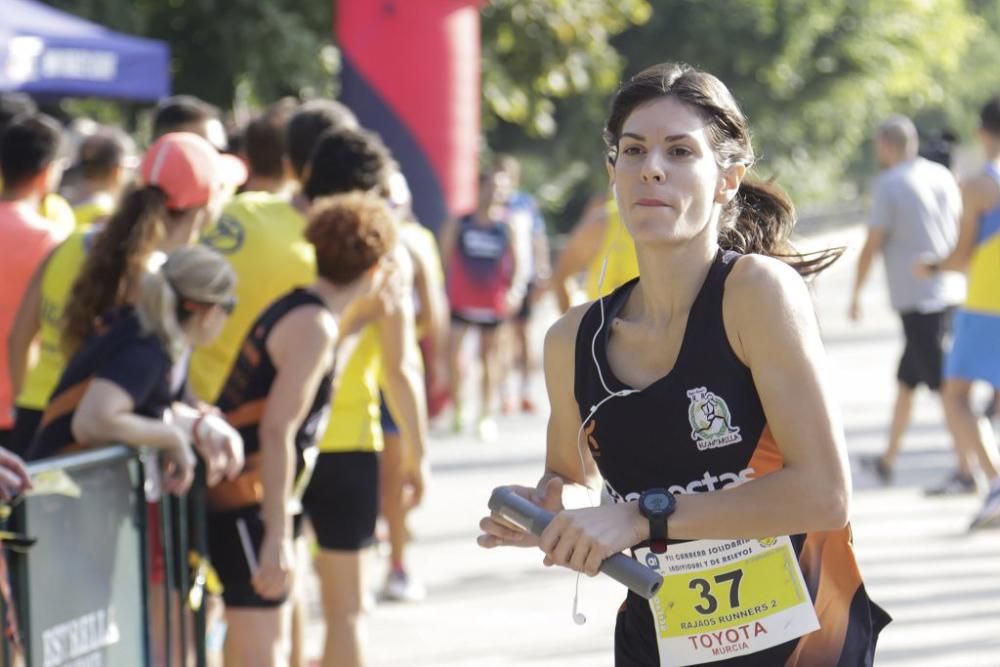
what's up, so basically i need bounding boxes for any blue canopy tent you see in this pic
[0,0,169,100]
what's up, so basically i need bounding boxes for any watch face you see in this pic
[644,493,673,513]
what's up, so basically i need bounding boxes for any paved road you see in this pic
[307,223,1000,666]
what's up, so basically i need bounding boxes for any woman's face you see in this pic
[609,96,738,247]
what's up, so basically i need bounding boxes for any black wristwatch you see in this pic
[638,488,677,555]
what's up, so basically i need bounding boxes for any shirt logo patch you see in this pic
[686,387,742,451]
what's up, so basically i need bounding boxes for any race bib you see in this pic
[636,536,819,666]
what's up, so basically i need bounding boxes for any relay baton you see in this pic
[488,487,663,599]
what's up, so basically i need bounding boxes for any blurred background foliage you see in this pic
[42,0,1000,232]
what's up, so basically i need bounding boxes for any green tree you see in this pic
[609,0,979,204]
[481,0,651,137]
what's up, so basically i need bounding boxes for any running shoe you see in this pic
[381,569,426,602]
[477,416,499,442]
[924,471,977,497]
[968,483,1000,531]
[520,396,537,414]
[860,455,892,485]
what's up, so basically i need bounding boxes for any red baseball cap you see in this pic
[139,132,247,210]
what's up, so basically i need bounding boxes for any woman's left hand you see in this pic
[538,502,645,577]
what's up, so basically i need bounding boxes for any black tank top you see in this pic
[574,250,888,666]
[209,288,334,512]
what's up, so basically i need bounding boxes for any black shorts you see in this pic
[898,309,952,390]
[207,505,304,608]
[302,451,379,551]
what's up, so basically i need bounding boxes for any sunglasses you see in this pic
[217,297,237,315]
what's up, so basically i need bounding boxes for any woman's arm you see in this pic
[253,305,337,600]
[477,303,598,549]
[71,379,195,493]
[665,255,850,538]
[378,245,429,503]
[0,447,32,501]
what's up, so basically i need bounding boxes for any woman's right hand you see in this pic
[0,447,32,501]
[161,424,196,495]
[477,478,564,550]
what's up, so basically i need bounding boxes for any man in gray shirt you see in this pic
[850,114,967,490]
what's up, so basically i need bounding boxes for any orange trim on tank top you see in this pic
[224,398,266,429]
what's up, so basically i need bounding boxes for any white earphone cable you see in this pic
[571,210,639,625]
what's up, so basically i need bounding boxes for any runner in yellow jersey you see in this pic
[298,124,427,667]
[552,195,639,313]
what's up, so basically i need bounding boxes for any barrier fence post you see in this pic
[177,492,190,661]
[191,464,208,667]
[160,489,175,667]
[137,456,152,667]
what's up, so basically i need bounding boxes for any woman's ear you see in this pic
[716,163,746,204]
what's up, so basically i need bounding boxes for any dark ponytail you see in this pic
[61,185,169,354]
[605,63,842,276]
[721,180,843,277]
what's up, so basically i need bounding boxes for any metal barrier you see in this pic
[0,446,208,667]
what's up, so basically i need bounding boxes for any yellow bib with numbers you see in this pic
[637,536,819,666]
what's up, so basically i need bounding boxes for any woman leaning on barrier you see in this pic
[24,245,237,493]
[7,132,246,482]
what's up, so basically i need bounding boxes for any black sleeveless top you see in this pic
[574,250,889,666]
[208,288,334,512]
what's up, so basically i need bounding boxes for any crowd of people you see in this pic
[0,90,549,666]
[0,61,999,667]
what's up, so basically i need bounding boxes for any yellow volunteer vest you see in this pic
[585,200,639,301]
[39,193,76,237]
[190,192,316,403]
[17,230,92,410]
[319,324,383,453]
[71,194,115,230]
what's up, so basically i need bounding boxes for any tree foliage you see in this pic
[43,0,337,108]
[481,0,651,137]
[39,0,1000,228]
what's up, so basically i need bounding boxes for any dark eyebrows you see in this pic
[619,132,695,143]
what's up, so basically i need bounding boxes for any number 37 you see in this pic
[689,569,744,615]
